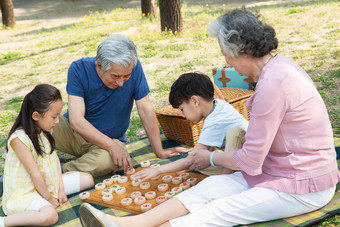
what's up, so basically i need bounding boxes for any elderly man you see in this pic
[53,34,186,177]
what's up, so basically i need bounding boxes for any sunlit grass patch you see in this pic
[1,52,22,61]
[0,134,7,150]
[287,8,308,14]
[126,115,144,143]
[162,52,181,58]
[0,111,17,134]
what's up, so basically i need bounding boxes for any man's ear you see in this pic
[191,95,200,107]
[95,61,102,71]
[32,111,40,121]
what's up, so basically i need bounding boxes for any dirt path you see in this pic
[3,0,282,33]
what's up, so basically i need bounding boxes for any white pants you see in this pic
[26,172,80,211]
[170,172,336,227]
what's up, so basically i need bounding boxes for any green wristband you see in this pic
[210,151,218,167]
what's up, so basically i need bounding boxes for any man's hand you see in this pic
[156,147,189,159]
[109,143,133,173]
[186,149,211,171]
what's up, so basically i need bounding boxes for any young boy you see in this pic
[134,72,249,179]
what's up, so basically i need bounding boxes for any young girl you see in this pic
[1,84,94,226]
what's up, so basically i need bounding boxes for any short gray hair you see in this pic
[208,10,278,58]
[96,34,138,71]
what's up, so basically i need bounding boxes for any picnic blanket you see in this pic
[0,136,339,227]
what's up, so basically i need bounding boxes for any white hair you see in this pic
[96,34,137,71]
[208,10,278,58]
[208,19,241,58]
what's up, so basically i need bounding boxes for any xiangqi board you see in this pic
[82,166,207,214]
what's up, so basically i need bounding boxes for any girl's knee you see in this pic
[84,172,95,186]
[39,207,58,226]
[80,172,95,190]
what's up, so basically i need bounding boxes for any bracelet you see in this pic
[210,151,218,167]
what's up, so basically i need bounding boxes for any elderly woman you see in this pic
[78,9,339,227]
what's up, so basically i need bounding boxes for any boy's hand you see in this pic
[132,167,161,182]
[156,147,189,159]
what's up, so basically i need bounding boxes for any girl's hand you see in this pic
[132,167,161,182]
[48,197,60,208]
[58,190,68,205]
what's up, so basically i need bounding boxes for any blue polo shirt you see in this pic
[64,57,149,143]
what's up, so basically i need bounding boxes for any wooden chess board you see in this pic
[83,167,207,214]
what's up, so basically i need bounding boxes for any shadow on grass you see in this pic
[0,40,82,65]
[0,32,105,66]
[249,0,338,9]
[12,0,140,22]
[13,23,78,37]
[11,0,338,25]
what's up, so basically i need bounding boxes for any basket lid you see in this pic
[219,87,254,103]
[156,105,184,117]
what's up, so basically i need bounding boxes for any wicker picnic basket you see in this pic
[156,81,254,147]
[219,87,253,120]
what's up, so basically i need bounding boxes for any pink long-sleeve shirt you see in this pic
[233,54,339,194]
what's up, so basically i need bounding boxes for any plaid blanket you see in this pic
[1,136,339,227]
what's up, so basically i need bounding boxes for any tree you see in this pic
[159,0,182,34]
[0,0,16,27]
[141,0,156,17]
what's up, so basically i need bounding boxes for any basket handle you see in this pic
[210,76,225,100]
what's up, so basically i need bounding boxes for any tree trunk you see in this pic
[0,0,15,27]
[159,0,182,34]
[141,0,156,17]
[0,0,16,27]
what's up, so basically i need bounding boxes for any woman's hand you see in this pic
[132,167,161,182]
[186,149,211,171]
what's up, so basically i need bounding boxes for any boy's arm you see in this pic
[133,144,213,181]
[10,138,59,208]
[192,143,214,151]
[132,157,190,182]
[136,95,188,159]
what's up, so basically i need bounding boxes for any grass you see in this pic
[0,0,339,224]
[0,0,338,155]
